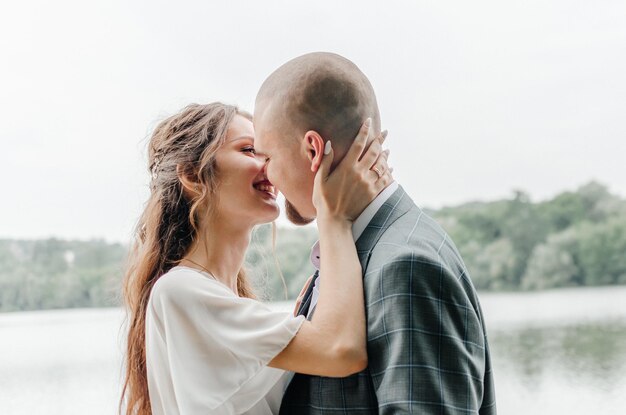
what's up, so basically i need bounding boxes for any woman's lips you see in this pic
[253,182,277,199]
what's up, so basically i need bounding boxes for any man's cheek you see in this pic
[269,165,283,190]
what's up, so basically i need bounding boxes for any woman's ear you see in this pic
[303,130,325,173]
[176,164,201,195]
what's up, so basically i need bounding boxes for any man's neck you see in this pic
[309,181,399,270]
[351,180,399,241]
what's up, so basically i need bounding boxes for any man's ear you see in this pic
[303,130,325,173]
[176,164,201,195]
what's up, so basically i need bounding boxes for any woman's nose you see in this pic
[254,155,268,172]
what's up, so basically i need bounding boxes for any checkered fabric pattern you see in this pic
[280,185,496,414]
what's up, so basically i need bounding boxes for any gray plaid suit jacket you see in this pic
[280,185,496,414]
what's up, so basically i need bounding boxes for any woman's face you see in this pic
[212,114,279,227]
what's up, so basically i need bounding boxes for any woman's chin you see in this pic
[252,203,280,225]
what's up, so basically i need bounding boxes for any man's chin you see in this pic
[285,199,315,225]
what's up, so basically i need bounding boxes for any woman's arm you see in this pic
[272,217,365,377]
[269,119,393,377]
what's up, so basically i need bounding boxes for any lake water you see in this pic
[1,286,625,414]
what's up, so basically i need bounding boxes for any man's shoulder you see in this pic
[366,205,472,289]
[369,204,453,262]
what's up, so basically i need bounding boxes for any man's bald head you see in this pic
[255,52,380,149]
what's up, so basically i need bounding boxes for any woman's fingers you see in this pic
[377,168,394,189]
[313,141,334,186]
[377,148,390,165]
[311,140,336,212]
[364,131,388,173]
[372,150,389,176]
[371,149,390,177]
[310,118,391,220]
[371,161,394,193]
[344,118,373,164]
[359,127,387,162]
[380,130,388,144]
[359,133,384,169]
[364,130,388,161]
[368,148,393,191]
[342,120,387,167]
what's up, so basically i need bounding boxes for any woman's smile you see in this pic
[253,179,277,200]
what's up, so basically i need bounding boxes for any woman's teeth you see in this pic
[255,183,275,195]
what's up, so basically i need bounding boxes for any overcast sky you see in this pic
[1,0,624,243]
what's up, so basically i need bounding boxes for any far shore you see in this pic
[2,285,625,331]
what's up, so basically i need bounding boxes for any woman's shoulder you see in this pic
[150,266,233,306]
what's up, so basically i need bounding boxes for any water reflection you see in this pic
[492,320,626,389]
[488,318,626,414]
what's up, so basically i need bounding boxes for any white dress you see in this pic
[145,265,306,414]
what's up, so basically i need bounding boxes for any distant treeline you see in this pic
[432,181,626,291]
[1,181,625,312]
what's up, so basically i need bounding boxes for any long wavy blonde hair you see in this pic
[118,102,256,415]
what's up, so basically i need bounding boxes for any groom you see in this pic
[253,52,496,414]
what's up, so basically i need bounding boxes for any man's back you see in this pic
[281,185,496,414]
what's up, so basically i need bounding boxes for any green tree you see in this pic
[576,215,626,286]
[521,232,580,290]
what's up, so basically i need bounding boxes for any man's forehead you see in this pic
[254,98,283,128]
[252,113,276,148]
[253,99,297,154]
[251,127,274,154]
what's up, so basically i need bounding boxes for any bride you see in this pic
[119,102,392,414]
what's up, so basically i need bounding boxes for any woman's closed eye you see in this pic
[242,146,257,155]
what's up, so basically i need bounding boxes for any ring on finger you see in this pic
[372,165,384,178]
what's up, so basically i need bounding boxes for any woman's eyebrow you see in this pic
[229,135,254,143]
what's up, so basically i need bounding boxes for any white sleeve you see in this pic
[147,269,305,413]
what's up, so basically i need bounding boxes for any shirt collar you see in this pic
[309,181,399,269]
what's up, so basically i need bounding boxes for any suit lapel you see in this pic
[306,186,413,318]
[355,185,413,270]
